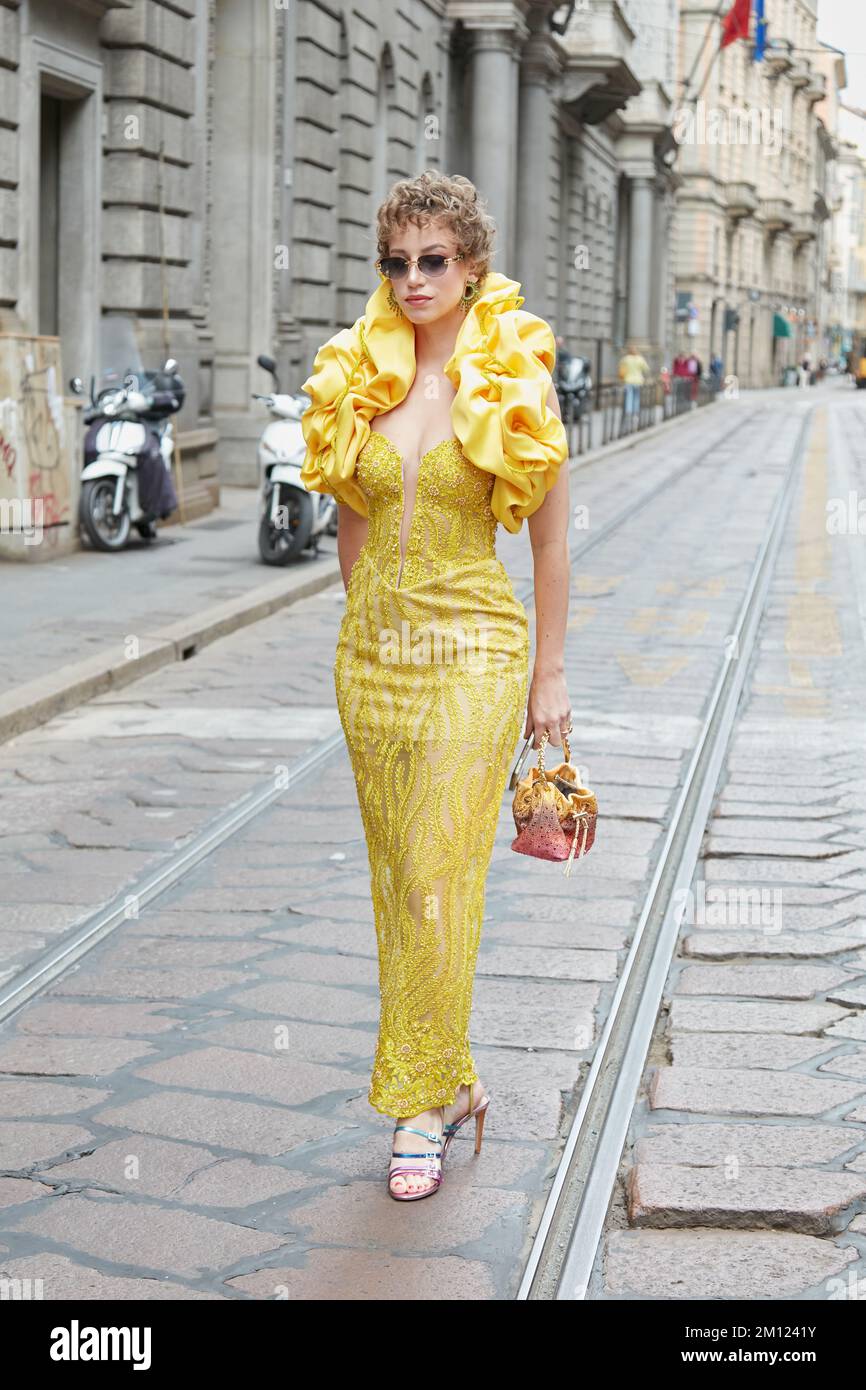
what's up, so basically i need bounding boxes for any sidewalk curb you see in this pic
[0,561,342,745]
[0,400,727,746]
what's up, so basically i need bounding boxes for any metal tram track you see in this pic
[0,403,763,1034]
[517,403,815,1301]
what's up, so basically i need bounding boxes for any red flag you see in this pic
[720,0,751,47]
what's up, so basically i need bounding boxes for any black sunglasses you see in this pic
[376,252,465,280]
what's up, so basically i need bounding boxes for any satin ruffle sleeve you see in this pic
[299,319,371,518]
[447,306,569,534]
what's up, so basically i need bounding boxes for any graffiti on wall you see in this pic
[0,341,72,549]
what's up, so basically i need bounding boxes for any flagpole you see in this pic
[680,0,728,102]
[694,38,724,104]
[683,0,753,111]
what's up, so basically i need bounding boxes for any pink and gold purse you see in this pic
[508,731,597,876]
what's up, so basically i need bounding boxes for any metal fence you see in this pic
[562,375,722,459]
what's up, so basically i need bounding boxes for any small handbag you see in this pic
[509,730,597,877]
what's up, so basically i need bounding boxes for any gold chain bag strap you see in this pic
[509,731,598,877]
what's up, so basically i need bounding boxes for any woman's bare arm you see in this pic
[336,502,369,592]
[523,383,571,746]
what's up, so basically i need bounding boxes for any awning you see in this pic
[773,313,792,338]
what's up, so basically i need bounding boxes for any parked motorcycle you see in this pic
[555,353,593,425]
[70,360,183,551]
[254,353,337,565]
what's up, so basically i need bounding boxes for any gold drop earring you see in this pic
[380,273,404,317]
[376,268,404,317]
[460,279,480,313]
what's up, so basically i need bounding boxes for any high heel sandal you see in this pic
[442,1083,490,1161]
[388,1121,444,1201]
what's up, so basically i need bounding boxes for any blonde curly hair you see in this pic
[375,170,496,284]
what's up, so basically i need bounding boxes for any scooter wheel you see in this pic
[80,479,132,551]
[258,486,313,565]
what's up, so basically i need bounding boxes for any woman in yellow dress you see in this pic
[300,171,572,1200]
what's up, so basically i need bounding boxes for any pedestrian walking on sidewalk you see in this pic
[618,343,649,423]
[299,170,572,1201]
[685,351,701,404]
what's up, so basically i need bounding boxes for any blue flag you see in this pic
[754,0,766,61]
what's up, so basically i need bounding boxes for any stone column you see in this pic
[467,27,523,276]
[653,181,674,364]
[516,26,561,317]
[100,0,218,516]
[277,0,303,381]
[189,0,215,436]
[209,0,277,482]
[627,174,654,348]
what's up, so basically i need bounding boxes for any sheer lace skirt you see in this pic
[335,548,529,1116]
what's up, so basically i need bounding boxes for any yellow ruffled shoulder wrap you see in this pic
[298,271,568,534]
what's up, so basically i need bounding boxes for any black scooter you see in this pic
[70,360,183,551]
[555,352,593,425]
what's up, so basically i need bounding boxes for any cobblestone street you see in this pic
[1,381,864,1301]
[602,393,866,1299]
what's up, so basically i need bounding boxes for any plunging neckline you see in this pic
[367,430,459,588]
[367,431,456,468]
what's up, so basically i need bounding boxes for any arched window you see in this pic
[371,44,395,213]
[446,21,470,172]
[415,72,438,172]
[335,13,359,323]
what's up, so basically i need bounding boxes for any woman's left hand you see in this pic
[524,667,571,749]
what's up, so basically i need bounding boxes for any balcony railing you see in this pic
[791,211,817,244]
[726,181,759,220]
[761,197,794,231]
[805,71,826,104]
[764,50,793,78]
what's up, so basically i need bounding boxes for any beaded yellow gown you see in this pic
[300,271,567,1118]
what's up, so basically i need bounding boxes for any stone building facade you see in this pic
[826,104,866,356]
[2,0,219,515]
[2,0,684,493]
[671,0,840,387]
[292,0,681,446]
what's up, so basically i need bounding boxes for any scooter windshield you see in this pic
[97,314,145,393]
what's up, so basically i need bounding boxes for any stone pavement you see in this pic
[2,486,324,695]
[0,396,744,749]
[0,402,729,744]
[0,485,344,744]
[0,383,859,1299]
[602,397,866,1300]
[0,392,751,993]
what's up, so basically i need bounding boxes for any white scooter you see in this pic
[70,360,182,550]
[254,353,337,565]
